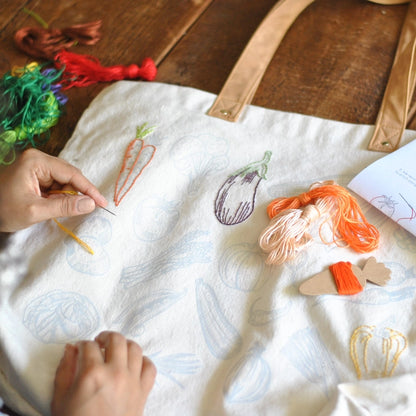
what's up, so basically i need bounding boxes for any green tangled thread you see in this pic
[0,63,63,165]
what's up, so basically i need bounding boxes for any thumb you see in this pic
[42,195,96,219]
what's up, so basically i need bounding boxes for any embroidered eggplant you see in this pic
[215,151,272,225]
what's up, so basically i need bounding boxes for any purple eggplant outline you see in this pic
[214,151,272,226]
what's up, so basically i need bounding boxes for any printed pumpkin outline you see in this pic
[215,150,272,226]
[114,124,156,206]
[350,325,408,379]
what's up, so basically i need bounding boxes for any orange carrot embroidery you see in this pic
[114,124,156,206]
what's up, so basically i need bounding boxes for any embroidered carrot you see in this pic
[215,151,272,225]
[114,124,156,206]
[299,257,391,296]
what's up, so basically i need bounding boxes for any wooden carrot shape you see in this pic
[299,257,391,296]
[114,124,156,206]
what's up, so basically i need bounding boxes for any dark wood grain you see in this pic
[0,0,213,155]
[158,0,410,127]
[0,0,414,156]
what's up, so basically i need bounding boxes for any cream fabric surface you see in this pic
[1,81,416,416]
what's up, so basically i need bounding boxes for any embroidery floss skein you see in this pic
[258,181,380,265]
[54,50,157,89]
[14,18,102,60]
[0,63,65,165]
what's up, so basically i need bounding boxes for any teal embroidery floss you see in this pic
[0,62,66,165]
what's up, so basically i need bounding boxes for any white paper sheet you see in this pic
[348,139,416,237]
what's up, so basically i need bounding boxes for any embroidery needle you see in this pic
[98,205,116,216]
[48,189,116,216]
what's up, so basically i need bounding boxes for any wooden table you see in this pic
[0,0,412,157]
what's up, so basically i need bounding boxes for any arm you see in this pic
[0,149,107,232]
[51,331,156,416]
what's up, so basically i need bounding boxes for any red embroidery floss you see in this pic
[54,50,157,89]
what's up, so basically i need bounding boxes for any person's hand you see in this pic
[51,331,156,416]
[0,148,107,232]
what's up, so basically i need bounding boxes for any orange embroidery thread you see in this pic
[114,124,156,206]
[329,261,363,295]
[259,181,379,265]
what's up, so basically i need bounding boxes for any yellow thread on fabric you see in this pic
[49,190,94,255]
[350,325,407,379]
[350,325,374,379]
[52,218,94,255]
[383,328,407,377]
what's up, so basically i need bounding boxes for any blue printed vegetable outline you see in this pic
[113,289,186,336]
[65,215,112,276]
[149,352,202,388]
[23,290,100,343]
[120,231,212,288]
[248,296,292,326]
[219,242,269,292]
[281,327,339,398]
[171,134,229,196]
[132,196,180,242]
[313,286,416,307]
[215,151,272,225]
[223,343,271,403]
[195,278,243,360]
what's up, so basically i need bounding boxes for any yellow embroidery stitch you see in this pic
[350,325,407,379]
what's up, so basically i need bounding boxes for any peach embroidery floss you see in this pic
[259,181,379,265]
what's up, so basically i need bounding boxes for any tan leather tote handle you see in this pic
[207,0,315,122]
[209,0,415,153]
[368,0,416,152]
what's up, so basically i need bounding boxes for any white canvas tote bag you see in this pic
[1,1,416,415]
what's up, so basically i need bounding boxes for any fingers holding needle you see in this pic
[48,190,116,216]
